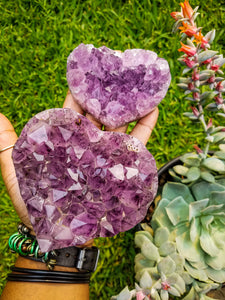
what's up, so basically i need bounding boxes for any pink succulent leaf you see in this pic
[136,291,146,300]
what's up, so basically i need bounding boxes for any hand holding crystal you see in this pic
[0,91,158,240]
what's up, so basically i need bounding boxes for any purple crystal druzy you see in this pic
[12,108,158,252]
[67,44,171,129]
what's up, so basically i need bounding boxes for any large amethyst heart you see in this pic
[12,108,158,252]
[67,44,171,129]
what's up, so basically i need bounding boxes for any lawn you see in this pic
[0,0,225,299]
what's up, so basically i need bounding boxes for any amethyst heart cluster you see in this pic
[13,109,158,252]
[12,44,171,252]
[67,44,171,128]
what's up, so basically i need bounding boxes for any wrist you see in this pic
[9,223,99,272]
[14,256,79,273]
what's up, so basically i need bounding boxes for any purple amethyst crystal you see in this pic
[12,108,158,252]
[67,44,171,129]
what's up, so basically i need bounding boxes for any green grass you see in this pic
[0,0,225,298]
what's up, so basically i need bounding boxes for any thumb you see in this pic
[0,113,32,228]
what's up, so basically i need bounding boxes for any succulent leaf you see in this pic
[209,190,225,205]
[184,261,208,282]
[180,153,201,167]
[166,196,189,225]
[191,181,225,200]
[200,215,214,230]
[183,112,199,120]
[160,289,169,300]
[157,256,176,275]
[189,199,209,220]
[200,171,215,183]
[206,249,225,270]
[139,270,153,289]
[110,286,135,300]
[162,182,195,203]
[219,144,225,151]
[135,253,155,273]
[173,165,189,176]
[154,227,170,247]
[182,67,192,74]
[214,151,225,160]
[135,231,153,248]
[167,285,181,297]
[182,286,195,300]
[169,252,185,272]
[199,227,220,257]
[198,50,218,63]
[190,218,201,242]
[217,112,225,118]
[186,167,201,181]
[200,91,218,101]
[201,203,224,215]
[186,38,195,48]
[205,29,216,44]
[141,239,160,262]
[168,168,183,182]
[180,272,194,285]
[212,132,225,143]
[151,198,173,230]
[202,157,225,172]
[176,231,204,263]
[159,241,176,256]
[206,268,225,283]
[168,273,186,295]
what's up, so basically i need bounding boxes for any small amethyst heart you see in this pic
[12,108,158,252]
[67,44,171,129]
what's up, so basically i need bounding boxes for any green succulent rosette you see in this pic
[151,179,225,285]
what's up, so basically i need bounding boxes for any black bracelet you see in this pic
[9,223,99,272]
[7,276,90,284]
[7,267,91,284]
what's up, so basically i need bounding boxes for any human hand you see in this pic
[0,90,158,237]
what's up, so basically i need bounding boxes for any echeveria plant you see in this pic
[111,1,225,299]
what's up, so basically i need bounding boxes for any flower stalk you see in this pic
[172,0,225,158]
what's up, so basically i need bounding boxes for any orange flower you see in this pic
[170,11,183,20]
[178,42,197,56]
[180,0,194,20]
[179,22,198,37]
[193,30,208,48]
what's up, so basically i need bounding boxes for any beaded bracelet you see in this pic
[8,223,57,270]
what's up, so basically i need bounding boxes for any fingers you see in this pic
[85,113,102,130]
[0,114,32,228]
[63,90,103,130]
[105,124,128,134]
[63,90,158,141]
[130,108,159,145]
[63,90,84,115]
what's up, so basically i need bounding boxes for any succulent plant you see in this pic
[151,177,225,292]
[169,144,225,184]
[170,0,225,182]
[111,1,225,299]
